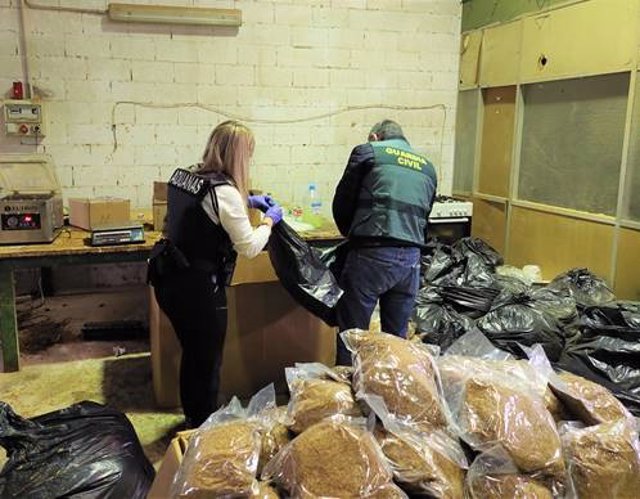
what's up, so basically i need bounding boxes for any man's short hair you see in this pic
[369,120,405,141]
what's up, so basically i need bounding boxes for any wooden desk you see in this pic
[0,227,162,372]
[0,223,342,373]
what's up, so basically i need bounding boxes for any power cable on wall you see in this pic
[109,101,449,186]
[19,1,451,186]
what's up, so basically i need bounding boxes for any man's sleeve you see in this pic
[332,143,375,237]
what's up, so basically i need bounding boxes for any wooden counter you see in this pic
[0,223,342,373]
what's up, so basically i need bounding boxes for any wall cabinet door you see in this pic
[615,228,640,300]
[471,197,507,255]
[520,0,637,82]
[460,30,483,89]
[480,21,522,87]
[478,86,516,198]
[507,206,614,281]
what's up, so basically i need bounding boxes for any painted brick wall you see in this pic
[0,0,461,210]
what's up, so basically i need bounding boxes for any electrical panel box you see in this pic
[3,100,45,137]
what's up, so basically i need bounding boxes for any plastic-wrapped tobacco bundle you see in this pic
[466,448,555,499]
[367,395,466,499]
[285,363,362,434]
[171,385,276,499]
[563,420,640,499]
[262,416,407,498]
[439,354,565,481]
[342,329,448,432]
[258,405,290,475]
[549,371,633,426]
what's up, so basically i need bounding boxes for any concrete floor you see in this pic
[0,289,183,470]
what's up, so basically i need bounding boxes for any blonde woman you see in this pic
[148,120,283,428]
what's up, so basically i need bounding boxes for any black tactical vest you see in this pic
[166,167,235,270]
[349,138,437,246]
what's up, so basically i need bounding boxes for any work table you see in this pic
[0,222,341,372]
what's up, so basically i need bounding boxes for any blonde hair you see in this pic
[198,120,255,202]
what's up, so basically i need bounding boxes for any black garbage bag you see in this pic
[452,237,504,268]
[438,285,500,319]
[492,274,532,294]
[580,301,640,331]
[413,287,476,350]
[0,401,154,498]
[317,239,349,283]
[476,290,566,361]
[556,348,640,416]
[268,221,343,326]
[554,301,640,415]
[461,253,496,288]
[421,243,465,286]
[531,287,579,326]
[548,268,616,308]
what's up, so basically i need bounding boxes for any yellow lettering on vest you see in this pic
[397,157,422,170]
[385,147,400,156]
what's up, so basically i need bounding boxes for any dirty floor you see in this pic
[0,289,183,469]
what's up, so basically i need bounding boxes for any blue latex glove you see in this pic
[248,195,272,213]
[264,204,283,225]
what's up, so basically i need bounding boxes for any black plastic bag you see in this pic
[476,290,566,361]
[531,287,579,326]
[317,239,349,283]
[421,238,502,289]
[452,237,504,268]
[461,253,496,288]
[0,401,154,498]
[580,301,640,331]
[556,350,640,416]
[421,243,464,286]
[268,221,343,326]
[438,285,500,319]
[548,301,640,416]
[548,268,616,308]
[413,287,476,350]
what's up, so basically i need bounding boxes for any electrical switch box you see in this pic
[3,100,45,137]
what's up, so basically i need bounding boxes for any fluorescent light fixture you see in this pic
[108,3,242,27]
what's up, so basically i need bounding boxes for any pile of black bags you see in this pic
[414,237,640,416]
[0,401,155,498]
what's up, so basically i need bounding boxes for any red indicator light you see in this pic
[24,215,32,222]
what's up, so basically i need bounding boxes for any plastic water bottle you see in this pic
[307,183,322,215]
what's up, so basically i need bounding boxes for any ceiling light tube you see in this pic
[108,3,242,27]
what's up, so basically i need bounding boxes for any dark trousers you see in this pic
[335,246,420,365]
[154,269,227,427]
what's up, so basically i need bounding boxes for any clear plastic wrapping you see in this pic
[438,353,565,480]
[171,385,276,498]
[342,329,448,433]
[562,420,640,498]
[285,363,362,434]
[254,481,280,499]
[466,448,555,499]
[550,371,633,426]
[262,416,407,498]
[368,395,467,498]
[258,406,290,476]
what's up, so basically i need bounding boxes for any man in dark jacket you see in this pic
[332,119,437,365]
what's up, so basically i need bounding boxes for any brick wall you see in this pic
[0,0,461,210]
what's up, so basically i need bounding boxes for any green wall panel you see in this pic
[462,0,572,31]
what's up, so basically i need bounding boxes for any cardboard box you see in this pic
[147,430,195,499]
[150,253,336,408]
[154,181,168,202]
[152,182,168,232]
[152,203,167,232]
[68,197,130,230]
